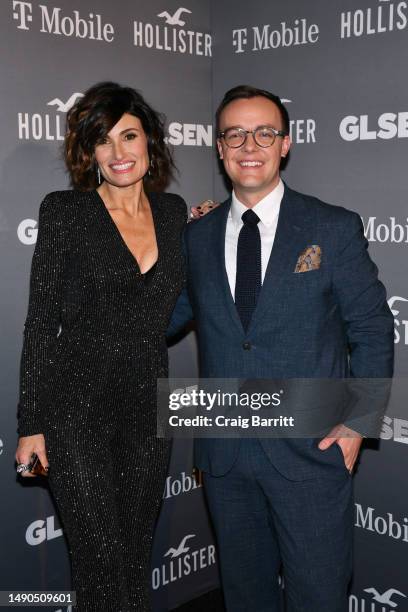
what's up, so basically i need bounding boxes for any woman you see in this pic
[15,82,187,611]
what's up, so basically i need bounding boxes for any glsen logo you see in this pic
[17,218,37,244]
[339,112,408,141]
[163,469,203,499]
[18,92,83,141]
[232,18,319,54]
[26,515,63,545]
[354,504,408,542]
[0,438,3,455]
[350,587,407,611]
[133,8,212,56]
[362,216,408,243]
[152,533,216,589]
[381,416,408,444]
[166,122,212,146]
[12,2,114,41]
[388,296,408,344]
[283,99,316,144]
[341,0,408,39]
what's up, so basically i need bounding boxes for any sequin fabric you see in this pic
[17,189,187,611]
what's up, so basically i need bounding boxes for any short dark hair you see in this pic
[215,85,290,136]
[64,81,175,191]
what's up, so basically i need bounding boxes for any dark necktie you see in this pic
[235,209,261,332]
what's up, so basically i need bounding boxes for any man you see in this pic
[168,85,394,611]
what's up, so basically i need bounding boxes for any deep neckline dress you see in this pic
[17,189,187,611]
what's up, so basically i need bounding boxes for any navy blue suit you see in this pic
[169,185,394,611]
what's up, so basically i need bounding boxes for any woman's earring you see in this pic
[148,156,155,177]
[97,166,101,185]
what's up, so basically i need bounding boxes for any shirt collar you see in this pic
[230,179,284,229]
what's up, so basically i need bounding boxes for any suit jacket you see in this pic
[168,185,394,479]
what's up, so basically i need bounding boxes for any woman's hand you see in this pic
[190,200,220,220]
[15,434,49,478]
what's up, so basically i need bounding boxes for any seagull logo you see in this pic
[364,588,407,608]
[164,534,196,558]
[387,296,408,318]
[47,93,84,113]
[157,8,192,26]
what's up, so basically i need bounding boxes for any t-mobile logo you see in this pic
[12,1,33,30]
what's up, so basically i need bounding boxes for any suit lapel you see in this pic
[209,187,310,337]
[248,186,308,334]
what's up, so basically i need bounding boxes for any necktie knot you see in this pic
[242,209,260,227]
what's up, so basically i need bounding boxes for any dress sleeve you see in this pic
[17,193,70,436]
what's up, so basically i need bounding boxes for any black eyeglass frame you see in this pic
[218,126,287,148]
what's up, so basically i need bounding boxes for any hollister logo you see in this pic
[133,7,212,56]
[341,0,408,39]
[152,533,216,589]
[18,92,83,141]
[349,586,407,611]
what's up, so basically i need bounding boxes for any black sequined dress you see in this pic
[17,190,187,611]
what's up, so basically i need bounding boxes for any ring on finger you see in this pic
[16,463,30,473]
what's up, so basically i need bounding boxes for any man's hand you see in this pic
[318,424,363,473]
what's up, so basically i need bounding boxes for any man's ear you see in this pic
[217,139,224,160]
[281,135,291,159]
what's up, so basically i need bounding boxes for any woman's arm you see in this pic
[17,193,70,437]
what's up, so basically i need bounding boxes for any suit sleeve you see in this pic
[332,212,394,436]
[17,194,70,437]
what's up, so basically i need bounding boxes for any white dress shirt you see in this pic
[225,179,284,299]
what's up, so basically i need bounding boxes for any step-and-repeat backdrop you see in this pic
[0,1,217,611]
[1,0,407,611]
[211,1,408,611]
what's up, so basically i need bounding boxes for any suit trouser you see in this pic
[203,438,353,612]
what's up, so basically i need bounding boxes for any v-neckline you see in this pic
[93,189,160,275]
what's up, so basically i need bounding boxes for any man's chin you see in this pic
[235,180,276,194]
[234,179,266,190]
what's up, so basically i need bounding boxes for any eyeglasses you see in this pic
[218,126,286,148]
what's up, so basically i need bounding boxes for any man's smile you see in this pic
[238,160,264,168]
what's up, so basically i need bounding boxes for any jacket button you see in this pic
[242,341,252,350]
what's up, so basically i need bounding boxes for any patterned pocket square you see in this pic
[294,245,322,273]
